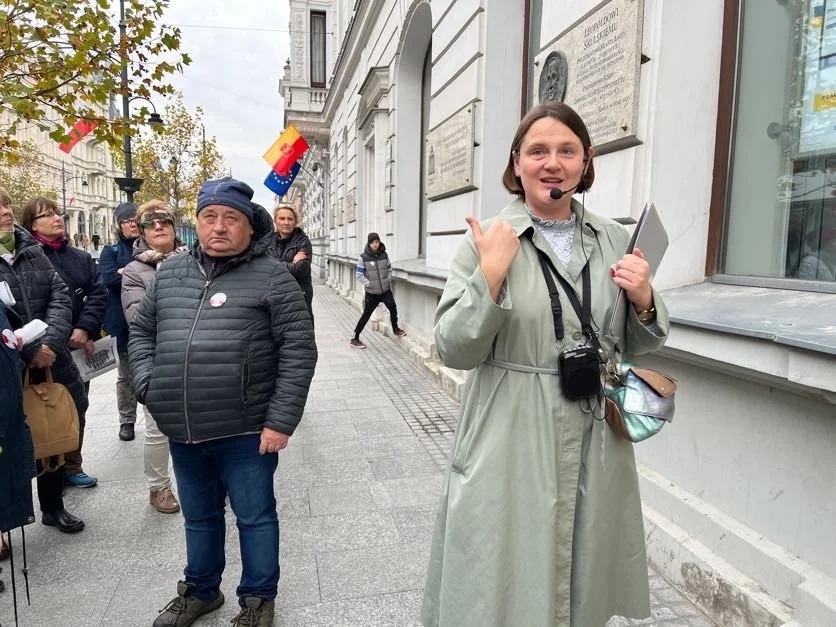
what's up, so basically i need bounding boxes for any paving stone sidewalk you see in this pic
[0,285,715,626]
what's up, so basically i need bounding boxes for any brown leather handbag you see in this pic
[22,367,79,468]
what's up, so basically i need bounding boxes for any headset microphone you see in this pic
[549,155,590,200]
[549,185,578,200]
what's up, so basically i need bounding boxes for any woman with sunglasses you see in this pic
[121,200,186,514]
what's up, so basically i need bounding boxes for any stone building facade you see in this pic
[282,1,836,624]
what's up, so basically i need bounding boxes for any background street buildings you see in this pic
[280,1,836,625]
[0,102,124,253]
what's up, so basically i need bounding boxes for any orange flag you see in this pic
[263,124,309,176]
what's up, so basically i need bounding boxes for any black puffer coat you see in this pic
[273,227,313,297]
[128,205,317,443]
[0,227,87,414]
[39,238,107,339]
[0,305,36,533]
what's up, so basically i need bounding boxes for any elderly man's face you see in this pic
[197,205,253,257]
[0,203,14,231]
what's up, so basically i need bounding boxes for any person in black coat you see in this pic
[0,304,36,563]
[272,204,314,322]
[22,197,107,488]
[98,201,139,441]
[0,196,85,534]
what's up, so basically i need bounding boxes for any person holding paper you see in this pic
[22,197,107,489]
[0,189,87,534]
[121,200,185,515]
[422,103,669,627]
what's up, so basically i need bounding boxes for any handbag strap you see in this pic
[23,366,54,386]
[532,244,600,352]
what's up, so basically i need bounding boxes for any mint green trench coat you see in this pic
[422,198,670,626]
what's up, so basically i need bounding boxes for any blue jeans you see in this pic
[169,434,280,604]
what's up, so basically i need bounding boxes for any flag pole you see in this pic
[297,163,324,188]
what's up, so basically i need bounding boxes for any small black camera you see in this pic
[558,345,602,401]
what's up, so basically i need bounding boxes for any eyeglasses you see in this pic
[34,210,61,220]
[119,218,137,226]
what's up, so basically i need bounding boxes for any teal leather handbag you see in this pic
[603,363,676,442]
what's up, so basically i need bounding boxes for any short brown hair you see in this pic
[501,102,595,197]
[273,203,298,223]
[136,199,174,229]
[0,187,11,207]
[21,197,60,232]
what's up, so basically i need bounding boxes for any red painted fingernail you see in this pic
[609,265,617,277]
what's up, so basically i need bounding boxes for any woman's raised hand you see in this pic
[466,216,520,302]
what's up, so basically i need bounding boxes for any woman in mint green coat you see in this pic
[422,103,669,627]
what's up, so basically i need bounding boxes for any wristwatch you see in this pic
[637,306,656,325]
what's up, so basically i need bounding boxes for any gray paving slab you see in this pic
[0,284,716,626]
[277,591,423,627]
[307,481,378,516]
[317,542,428,601]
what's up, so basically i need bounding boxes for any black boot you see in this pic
[119,423,135,441]
[42,509,85,533]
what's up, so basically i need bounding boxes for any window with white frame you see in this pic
[311,11,326,88]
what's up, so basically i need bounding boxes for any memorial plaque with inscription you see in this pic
[533,0,644,151]
[346,189,356,222]
[425,106,476,200]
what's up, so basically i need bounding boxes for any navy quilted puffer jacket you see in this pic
[127,205,317,443]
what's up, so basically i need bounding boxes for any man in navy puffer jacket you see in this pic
[129,178,317,627]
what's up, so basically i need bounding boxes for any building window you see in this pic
[310,11,326,88]
[723,0,836,283]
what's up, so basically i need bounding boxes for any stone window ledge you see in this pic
[660,282,836,397]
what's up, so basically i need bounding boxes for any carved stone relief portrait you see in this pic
[538,51,568,103]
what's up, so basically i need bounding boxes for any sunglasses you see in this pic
[140,214,175,229]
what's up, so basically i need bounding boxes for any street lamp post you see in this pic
[114,0,164,203]
[61,161,88,243]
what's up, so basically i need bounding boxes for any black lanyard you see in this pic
[531,243,599,352]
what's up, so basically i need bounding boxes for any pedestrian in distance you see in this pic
[129,177,317,627]
[98,201,140,442]
[272,203,314,322]
[21,197,107,489]
[422,102,669,626]
[120,200,187,515]
[350,232,406,349]
[0,189,87,534]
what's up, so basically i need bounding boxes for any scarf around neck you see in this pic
[136,244,187,268]
[0,230,15,257]
[33,231,65,251]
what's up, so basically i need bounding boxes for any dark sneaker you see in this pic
[394,328,407,337]
[349,338,366,349]
[65,472,98,488]
[231,597,275,626]
[153,580,224,627]
[119,423,135,441]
